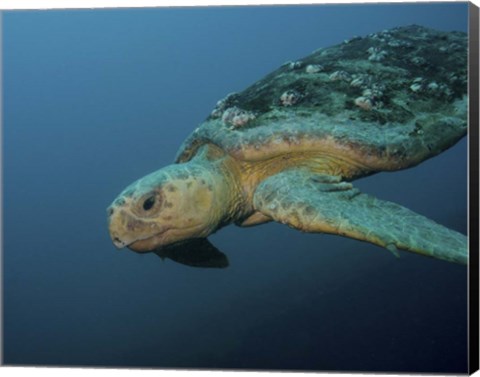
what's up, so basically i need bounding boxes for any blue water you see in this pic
[3,3,469,373]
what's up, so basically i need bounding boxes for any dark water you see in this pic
[3,3,469,373]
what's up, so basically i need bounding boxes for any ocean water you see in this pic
[2,3,469,373]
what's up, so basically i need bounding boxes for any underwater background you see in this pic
[2,3,469,373]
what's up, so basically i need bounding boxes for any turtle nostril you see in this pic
[107,207,115,216]
[114,198,126,206]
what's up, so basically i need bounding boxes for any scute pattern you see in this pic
[176,25,467,172]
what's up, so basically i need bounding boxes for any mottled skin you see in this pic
[107,147,243,251]
[108,25,468,264]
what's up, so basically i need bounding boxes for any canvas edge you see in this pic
[468,1,480,375]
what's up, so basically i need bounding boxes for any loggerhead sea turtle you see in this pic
[107,25,468,266]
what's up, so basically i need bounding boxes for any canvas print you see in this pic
[2,2,477,373]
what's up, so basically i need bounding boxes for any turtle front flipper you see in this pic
[253,169,467,265]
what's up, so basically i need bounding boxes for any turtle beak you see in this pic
[107,205,128,250]
[111,235,127,249]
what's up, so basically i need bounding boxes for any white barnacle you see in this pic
[363,86,383,99]
[222,106,256,129]
[280,90,303,106]
[354,96,373,111]
[350,77,365,87]
[305,64,324,74]
[289,61,303,69]
[362,88,373,97]
[329,70,351,82]
[211,92,237,118]
[388,40,401,47]
[410,83,423,93]
[427,82,439,91]
[210,108,223,118]
[368,47,388,62]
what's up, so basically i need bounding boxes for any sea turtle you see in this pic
[107,25,468,266]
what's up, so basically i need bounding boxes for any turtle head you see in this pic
[107,162,223,252]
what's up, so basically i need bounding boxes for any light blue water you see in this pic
[3,3,468,372]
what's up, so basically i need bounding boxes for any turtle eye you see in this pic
[143,196,156,211]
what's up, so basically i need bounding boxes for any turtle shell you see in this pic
[176,25,467,172]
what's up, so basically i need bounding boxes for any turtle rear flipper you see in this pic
[154,238,229,268]
[253,169,467,265]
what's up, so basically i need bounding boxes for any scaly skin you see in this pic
[107,146,245,252]
[253,170,467,264]
[107,144,467,264]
